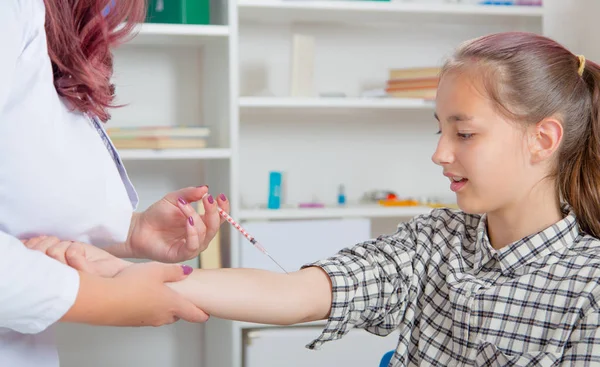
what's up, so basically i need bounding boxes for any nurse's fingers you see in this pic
[200,194,219,247]
[46,241,74,265]
[215,193,230,224]
[167,186,209,207]
[180,215,200,256]
[173,297,210,324]
[24,236,61,253]
[65,246,93,273]
[176,195,207,254]
[22,235,48,247]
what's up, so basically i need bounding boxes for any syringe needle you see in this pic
[216,205,289,274]
[252,240,289,274]
[265,252,288,274]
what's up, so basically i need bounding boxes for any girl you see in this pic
[35,32,600,365]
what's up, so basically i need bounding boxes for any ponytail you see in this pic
[558,60,600,238]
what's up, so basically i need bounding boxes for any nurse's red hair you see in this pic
[43,0,146,121]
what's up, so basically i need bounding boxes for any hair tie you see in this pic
[577,54,586,76]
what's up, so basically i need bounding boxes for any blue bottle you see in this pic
[338,184,346,205]
[268,171,282,209]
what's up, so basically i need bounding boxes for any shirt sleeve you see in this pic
[0,231,80,334]
[0,0,23,111]
[302,214,432,350]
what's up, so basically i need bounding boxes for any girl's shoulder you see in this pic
[571,232,600,259]
[398,207,484,248]
[409,207,483,234]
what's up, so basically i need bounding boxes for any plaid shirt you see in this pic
[304,207,600,366]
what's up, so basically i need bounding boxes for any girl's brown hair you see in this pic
[442,32,600,237]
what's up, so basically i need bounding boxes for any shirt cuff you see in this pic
[301,258,354,350]
[37,262,80,332]
[20,257,80,334]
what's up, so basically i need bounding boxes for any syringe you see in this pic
[217,207,288,274]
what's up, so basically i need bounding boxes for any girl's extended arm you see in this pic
[167,267,333,325]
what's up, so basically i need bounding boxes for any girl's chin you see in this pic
[456,196,487,215]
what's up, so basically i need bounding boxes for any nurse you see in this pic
[0,0,227,366]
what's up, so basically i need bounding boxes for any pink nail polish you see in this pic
[178,197,187,205]
[181,265,193,275]
[188,216,194,226]
[219,193,227,201]
[197,185,209,189]
[208,195,214,204]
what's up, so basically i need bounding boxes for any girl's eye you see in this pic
[457,133,474,140]
[436,130,441,135]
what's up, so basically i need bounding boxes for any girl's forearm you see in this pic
[167,267,332,325]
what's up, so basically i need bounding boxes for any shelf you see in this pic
[118,148,232,160]
[239,97,435,111]
[238,205,433,220]
[123,23,229,46]
[238,320,327,330]
[238,0,544,26]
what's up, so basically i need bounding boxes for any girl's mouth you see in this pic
[450,177,468,192]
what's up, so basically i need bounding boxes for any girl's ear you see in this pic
[528,117,563,164]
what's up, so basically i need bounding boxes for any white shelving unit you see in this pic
[238,0,544,25]
[239,96,435,110]
[238,320,327,330]
[118,148,232,160]
[127,23,229,46]
[206,2,547,367]
[238,205,432,220]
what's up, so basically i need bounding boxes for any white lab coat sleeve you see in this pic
[0,0,23,111]
[0,231,80,334]
[0,0,79,333]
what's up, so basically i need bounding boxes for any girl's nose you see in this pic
[432,136,453,166]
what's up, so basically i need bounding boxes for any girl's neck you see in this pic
[486,185,563,250]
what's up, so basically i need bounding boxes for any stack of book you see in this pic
[196,202,222,269]
[385,66,441,100]
[106,125,210,150]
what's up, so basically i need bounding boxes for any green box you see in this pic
[146,0,211,25]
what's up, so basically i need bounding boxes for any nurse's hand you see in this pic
[110,261,209,325]
[63,261,210,325]
[119,186,230,263]
[22,236,131,277]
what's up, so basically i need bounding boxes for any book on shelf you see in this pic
[388,66,441,80]
[111,138,207,149]
[107,125,210,150]
[386,77,438,89]
[196,202,222,269]
[290,33,315,97]
[386,66,440,100]
[106,125,211,138]
[386,89,437,99]
[200,230,222,269]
